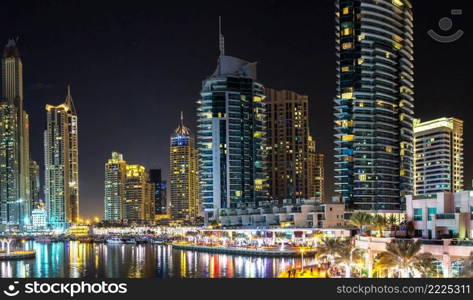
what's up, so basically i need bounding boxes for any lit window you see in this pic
[342,42,353,50]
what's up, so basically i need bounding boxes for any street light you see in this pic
[300,248,305,272]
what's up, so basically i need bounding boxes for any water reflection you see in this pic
[0,241,306,278]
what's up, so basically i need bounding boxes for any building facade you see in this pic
[266,89,310,200]
[406,191,473,240]
[104,152,127,221]
[219,199,346,229]
[308,136,325,201]
[198,38,267,222]
[124,164,154,221]
[149,169,167,215]
[334,0,414,212]
[44,86,80,228]
[0,39,31,227]
[31,207,47,230]
[413,118,464,195]
[29,160,41,209]
[169,114,199,222]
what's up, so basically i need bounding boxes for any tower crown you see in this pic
[3,38,20,58]
[174,111,191,136]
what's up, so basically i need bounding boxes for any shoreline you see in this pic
[171,244,315,257]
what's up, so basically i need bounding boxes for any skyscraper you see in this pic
[29,160,41,209]
[124,164,154,221]
[413,118,464,195]
[307,136,325,201]
[44,86,79,227]
[149,169,167,215]
[104,152,127,221]
[266,88,312,201]
[0,39,31,227]
[334,0,414,212]
[169,113,199,222]
[197,21,267,222]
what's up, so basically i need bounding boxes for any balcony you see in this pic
[436,214,456,220]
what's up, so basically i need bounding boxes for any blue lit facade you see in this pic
[198,55,268,222]
[334,0,414,212]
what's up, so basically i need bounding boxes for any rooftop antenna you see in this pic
[180,111,184,127]
[65,84,77,114]
[219,16,225,56]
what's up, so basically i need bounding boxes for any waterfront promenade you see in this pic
[172,243,316,257]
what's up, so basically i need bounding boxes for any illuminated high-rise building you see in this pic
[197,22,267,222]
[104,152,127,221]
[266,89,311,200]
[44,86,80,227]
[308,136,325,201]
[124,164,154,221]
[413,118,464,195]
[334,0,414,212]
[170,113,199,221]
[29,160,41,209]
[0,38,31,227]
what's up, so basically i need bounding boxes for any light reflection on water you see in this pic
[0,241,305,278]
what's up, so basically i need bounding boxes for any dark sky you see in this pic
[0,0,471,219]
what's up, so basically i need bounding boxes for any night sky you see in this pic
[0,1,471,219]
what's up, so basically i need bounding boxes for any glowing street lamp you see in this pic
[300,248,305,272]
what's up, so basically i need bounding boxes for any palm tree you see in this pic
[349,212,372,235]
[373,252,397,278]
[414,253,440,278]
[376,239,423,278]
[459,252,473,278]
[316,238,344,264]
[387,215,399,231]
[335,239,365,278]
[371,215,388,238]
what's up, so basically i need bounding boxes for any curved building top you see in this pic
[211,55,257,80]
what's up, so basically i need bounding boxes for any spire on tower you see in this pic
[65,84,77,114]
[219,16,225,57]
[180,111,184,127]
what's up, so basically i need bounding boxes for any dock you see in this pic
[0,251,36,261]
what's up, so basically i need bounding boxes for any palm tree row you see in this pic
[316,237,364,278]
[317,237,441,278]
[373,239,440,278]
[349,212,401,237]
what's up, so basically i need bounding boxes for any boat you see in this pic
[34,236,52,243]
[124,238,137,244]
[106,237,123,244]
[151,239,165,245]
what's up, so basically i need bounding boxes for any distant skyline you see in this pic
[0,1,471,219]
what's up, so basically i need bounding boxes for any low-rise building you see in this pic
[219,199,346,229]
[406,191,473,239]
[31,208,47,230]
[69,225,91,237]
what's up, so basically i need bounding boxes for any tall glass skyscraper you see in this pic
[0,39,31,227]
[334,0,414,212]
[44,86,80,228]
[197,24,267,222]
